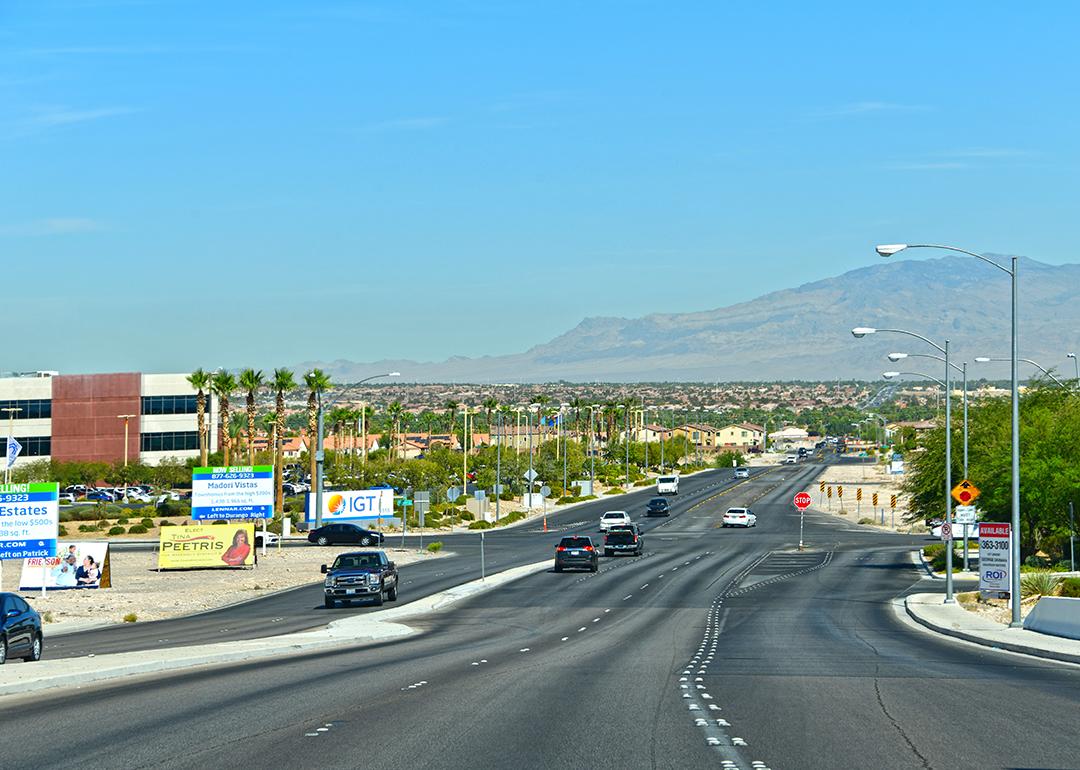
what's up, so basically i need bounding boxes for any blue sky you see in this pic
[2,1,1078,373]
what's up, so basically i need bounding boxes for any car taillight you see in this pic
[584,545,594,551]
[632,536,638,542]
[556,546,566,552]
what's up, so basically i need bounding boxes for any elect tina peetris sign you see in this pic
[192,466,274,520]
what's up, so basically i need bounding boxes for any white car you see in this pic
[733,467,750,479]
[784,455,798,464]
[58,492,76,504]
[722,507,757,528]
[600,511,632,532]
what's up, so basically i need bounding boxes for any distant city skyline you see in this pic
[3,2,1080,373]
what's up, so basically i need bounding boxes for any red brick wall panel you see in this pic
[51,374,141,463]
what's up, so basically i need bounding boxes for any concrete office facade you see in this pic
[0,372,219,466]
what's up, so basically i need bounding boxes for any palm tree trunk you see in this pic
[246,396,256,466]
[197,392,207,466]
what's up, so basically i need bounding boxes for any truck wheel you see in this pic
[604,549,612,557]
[554,564,563,573]
[324,597,335,609]
[590,563,598,573]
[372,591,384,607]
[387,585,398,601]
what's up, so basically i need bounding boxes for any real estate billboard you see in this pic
[0,482,59,560]
[191,466,274,520]
[20,542,112,589]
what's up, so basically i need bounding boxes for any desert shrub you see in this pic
[604,488,625,496]
[77,524,97,533]
[108,526,125,535]
[459,511,475,521]
[117,517,130,525]
[468,520,492,530]
[141,517,154,528]
[122,613,138,623]
[1020,571,1063,598]
[159,520,175,527]
[127,524,148,534]
[426,541,443,553]
[857,518,876,525]
[58,525,69,537]
[1059,578,1080,598]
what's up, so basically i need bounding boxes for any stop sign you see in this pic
[793,492,812,510]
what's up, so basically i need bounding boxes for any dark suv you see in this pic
[604,527,644,557]
[554,536,599,573]
[0,592,43,664]
[646,497,670,516]
[321,551,399,608]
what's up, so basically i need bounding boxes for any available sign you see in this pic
[192,466,274,520]
[305,489,395,526]
[0,482,59,560]
[20,542,112,589]
[158,524,255,569]
[979,522,1011,598]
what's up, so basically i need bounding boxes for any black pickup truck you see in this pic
[321,550,399,608]
[603,526,644,557]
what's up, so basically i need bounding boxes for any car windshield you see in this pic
[333,554,380,569]
[649,498,666,505]
[658,476,677,483]
[603,512,626,519]
[560,537,592,548]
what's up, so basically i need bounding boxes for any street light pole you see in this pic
[624,403,630,488]
[315,372,399,530]
[1068,353,1078,383]
[877,244,1022,625]
[3,407,21,484]
[117,413,136,500]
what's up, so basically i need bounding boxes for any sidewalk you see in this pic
[904,593,1080,666]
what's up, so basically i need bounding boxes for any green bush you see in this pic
[426,541,443,553]
[122,613,138,623]
[1059,578,1080,598]
[454,495,468,505]
[58,525,68,537]
[459,511,475,521]
[494,511,526,526]
[212,519,228,525]
[108,526,125,535]
[1020,571,1063,598]
[857,517,876,525]
[77,524,97,533]
[117,517,130,525]
[159,520,175,527]
[97,519,110,528]
[499,492,515,501]
[468,520,492,530]
[127,524,148,534]
[633,479,652,487]
[141,517,154,528]
[604,488,625,495]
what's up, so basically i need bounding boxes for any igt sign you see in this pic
[978,522,1011,598]
[793,492,812,511]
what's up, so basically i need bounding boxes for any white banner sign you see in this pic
[305,489,395,524]
[979,522,1011,596]
[20,542,112,589]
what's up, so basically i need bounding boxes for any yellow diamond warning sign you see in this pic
[951,479,980,505]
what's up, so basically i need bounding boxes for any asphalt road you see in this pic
[44,463,783,658]
[5,456,1077,769]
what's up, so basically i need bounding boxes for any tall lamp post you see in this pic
[855,325,956,603]
[973,356,1068,389]
[315,372,399,529]
[1067,352,1078,383]
[889,353,969,475]
[877,243,1022,626]
[117,414,136,500]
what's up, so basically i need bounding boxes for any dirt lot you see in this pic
[0,543,448,627]
[808,459,926,534]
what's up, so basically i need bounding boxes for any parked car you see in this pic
[321,550,398,608]
[733,467,750,479]
[599,511,632,532]
[254,532,280,548]
[307,523,385,547]
[86,490,114,503]
[0,593,43,664]
[604,528,644,557]
[722,508,757,528]
[554,536,599,573]
[645,497,670,517]
[58,493,76,504]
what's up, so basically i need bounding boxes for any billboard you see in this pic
[979,522,1011,598]
[20,542,112,590]
[305,489,395,526]
[192,466,274,520]
[158,524,256,569]
[0,482,59,560]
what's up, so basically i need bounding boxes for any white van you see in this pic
[656,475,679,495]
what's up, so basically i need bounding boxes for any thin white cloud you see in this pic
[884,161,969,171]
[27,105,139,127]
[811,101,930,118]
[0,218,105,236]
[361,116,449,132]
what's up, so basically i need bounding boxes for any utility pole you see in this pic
[624,403,630,488]
[1070,501,1076,573]
[117,414,136,500]
[495,411,502,522]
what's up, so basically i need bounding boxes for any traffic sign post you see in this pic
[794,492,812,550]
[856,487,862,515]
[951,479,980,505]
[819,480,825,505]
[826,485,832,510]
[940,522,952,541]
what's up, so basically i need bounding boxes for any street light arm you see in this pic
[872,328,947,355]
[891,351,964,374]
[884,371,947,388]
[904,244,1014,276]
[974,357,1068,388]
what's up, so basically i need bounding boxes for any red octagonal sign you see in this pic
[793,492,813,510]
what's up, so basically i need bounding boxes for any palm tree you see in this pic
[386,401,404,460]
[481,396,499,431]
[304,369,332,485]
[261,411,276,464]
[443,400,459,433]
[271,368,296,514]
[210,371,238,466]
[532,394,552,443]
[238,369,264,465]
[186,369,211,466]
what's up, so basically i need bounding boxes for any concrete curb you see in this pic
[903,593,1080,666]
[0,559,552,698]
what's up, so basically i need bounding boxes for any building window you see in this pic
[141,395,199,415]
[140,431,199,452]
[0,399,51,419]
[10,436,50,456]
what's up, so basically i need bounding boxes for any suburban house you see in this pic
[768,426,810,449]
[674,423,722,449]
[715,423,765,451]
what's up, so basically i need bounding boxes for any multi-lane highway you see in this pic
[4,458,1080,769]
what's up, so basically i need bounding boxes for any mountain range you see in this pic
[297,256,1080,382]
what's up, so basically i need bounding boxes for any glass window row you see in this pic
[140,431,199,452]
[0,399,51,419]
[141,395,199,415]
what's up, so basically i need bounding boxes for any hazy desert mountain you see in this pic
[298,256,1080,382]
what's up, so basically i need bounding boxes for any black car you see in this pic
[604,528,644,557]
[554,536,599,573]
[321,550,399,608]
[1,592,43,664]
[307,523,385,547]
[646,497,671,517]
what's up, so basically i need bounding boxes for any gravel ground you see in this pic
[0,544,447,626]
[807,459,924,533]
